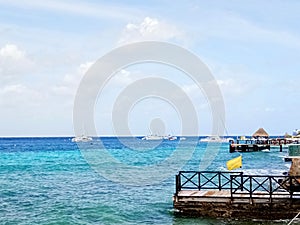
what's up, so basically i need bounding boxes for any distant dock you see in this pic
[173,171,300,220]
[230,143,270,153]
[229,138,298,153]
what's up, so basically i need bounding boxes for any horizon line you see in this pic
[0,134,285,138]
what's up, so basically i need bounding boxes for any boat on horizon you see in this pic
[163,135,178,141]
[141,134,178,141]
[199,136,234,143]
[141,134,163,140]
[71,135,93,142]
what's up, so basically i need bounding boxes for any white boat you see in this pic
[72,135,93,142]
[168,136,177,141]
[199,136,234,143]
[163,135,178,141]
[142,134,178,141]
[141,134,163,140]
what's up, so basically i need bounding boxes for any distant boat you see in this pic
[142,134,178,141]
[163,135,178,141]
[141,134,163,141]
[199,136,234,143]
[72,135,93,142]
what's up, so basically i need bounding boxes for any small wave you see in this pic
[242,168,286,176]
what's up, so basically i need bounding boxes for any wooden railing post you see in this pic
[269,176,272,201]
[290,176,293,198]
[218,172,221,190]
[175,174,181,195]
[249,176,252,199]
[230,175,233,199]
[198,172,201,190]
[241,173,244,191]
[175,174,178,195]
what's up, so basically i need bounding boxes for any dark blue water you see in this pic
[0,137,292,224]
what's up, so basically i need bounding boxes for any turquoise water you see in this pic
[0,137,293,224]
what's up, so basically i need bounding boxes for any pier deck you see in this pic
[173,171,300,220]
[177,190,299,200]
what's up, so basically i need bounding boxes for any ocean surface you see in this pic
[0,137,294,224]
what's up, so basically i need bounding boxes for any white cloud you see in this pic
[182,83,199,96]
[217,78,247,95]
[0,44,25,59]
[111,69,142,88]
[0,84,42,107]
[181,73,253,101]
[52,61,144,101]
[118,17,185,44]
[52,61,94,97]
[203,61,265,100]
[0,44,34,80]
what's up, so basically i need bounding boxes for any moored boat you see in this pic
[141,134,163,140]
[199,136,234,143]
[163,135,178,141]
[71,135,93,142]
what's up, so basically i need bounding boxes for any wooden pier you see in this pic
[229,138,296,153]
[230,143,270,153]
[173,171,300,220]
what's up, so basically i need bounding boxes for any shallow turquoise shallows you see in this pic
[0,137,290,225]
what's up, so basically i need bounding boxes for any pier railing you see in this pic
[230,174,300,199]
[176,171,300,199]
[176,171,243,195]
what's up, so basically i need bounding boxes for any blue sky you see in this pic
[0,0,299,136]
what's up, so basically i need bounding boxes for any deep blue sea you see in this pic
[0,137,294,224]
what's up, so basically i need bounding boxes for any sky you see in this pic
[0,0,299,137]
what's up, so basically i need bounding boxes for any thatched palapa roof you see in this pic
[284,132,292,138]
[252,128,269,137]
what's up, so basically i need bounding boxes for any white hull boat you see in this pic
[72,135,93,142]
[199,136,234,143]
[142,135,163,140]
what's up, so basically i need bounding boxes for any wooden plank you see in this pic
[177,190,294,201]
